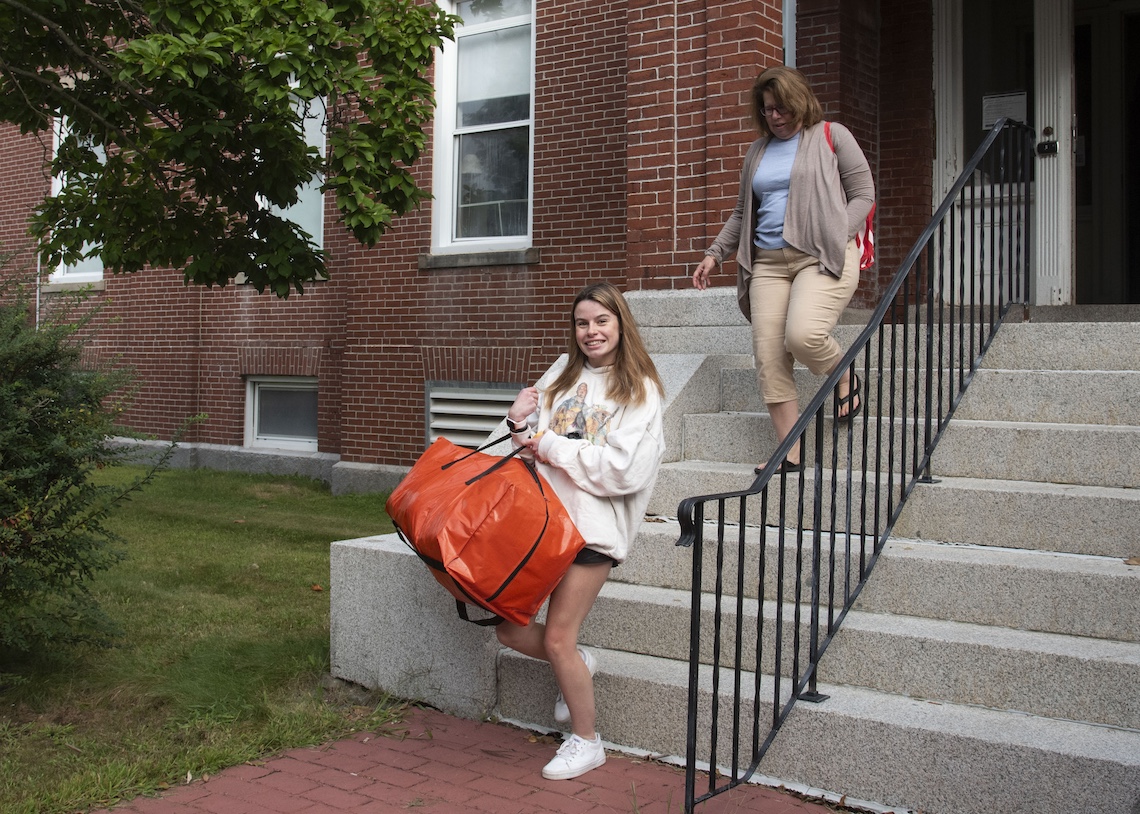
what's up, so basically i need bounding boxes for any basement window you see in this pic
[426,381,522,448]
[245,376,319,451]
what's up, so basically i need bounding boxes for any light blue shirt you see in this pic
[752,132,800,249]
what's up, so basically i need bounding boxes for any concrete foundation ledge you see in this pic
[111,438,408,495]
[112,437,340,482]
[329,460,407,496]
[329,534,501,719]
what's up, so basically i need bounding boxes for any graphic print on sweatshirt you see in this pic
[548,381,613,445]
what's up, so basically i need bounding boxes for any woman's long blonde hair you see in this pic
[544,282,665,410]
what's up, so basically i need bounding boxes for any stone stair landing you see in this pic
[330,290,1140,814]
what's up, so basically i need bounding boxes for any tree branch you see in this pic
[0,0,178,132]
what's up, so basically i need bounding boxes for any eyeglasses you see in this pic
[761,105,790,118]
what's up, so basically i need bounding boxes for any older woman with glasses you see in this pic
[692,65,875,475]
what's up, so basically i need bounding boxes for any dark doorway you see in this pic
[1074,1,1140,303]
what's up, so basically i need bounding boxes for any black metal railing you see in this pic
[677,119,1035,812]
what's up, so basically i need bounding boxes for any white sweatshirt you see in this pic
[512,361,665,563]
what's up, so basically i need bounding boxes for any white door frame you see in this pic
[933,0,1075,305]
[1034,0,1075,305]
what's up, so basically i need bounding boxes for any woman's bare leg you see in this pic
[495,561,611,738]
[765,399,801,466]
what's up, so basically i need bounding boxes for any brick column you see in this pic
[875,0,933,306]
[625,0,782,291]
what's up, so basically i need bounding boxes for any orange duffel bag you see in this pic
[385,435,585,626]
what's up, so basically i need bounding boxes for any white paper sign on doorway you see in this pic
[982,92,1027,128]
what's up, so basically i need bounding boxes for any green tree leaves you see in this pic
[0,0,458,297]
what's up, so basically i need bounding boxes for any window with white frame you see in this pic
[49,118,104,284]
[245,376,319,451]
[432,0,534,254]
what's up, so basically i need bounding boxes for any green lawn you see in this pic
[0,466,399,814]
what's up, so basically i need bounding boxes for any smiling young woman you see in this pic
[573,297,621,368]
[498,282,665,781]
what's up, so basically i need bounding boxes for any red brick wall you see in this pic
[796,0,882,138]
[797,0,935,307]
[0,2,633,469]
[333,0,632,466]
[0,123,349,450]
[71,269,350,450]
[629,0,783,292]
[628,0,915,305]
[0,125,48,279]
[797,0,883,307]
[0,1,942,472]
[876,0,935,300]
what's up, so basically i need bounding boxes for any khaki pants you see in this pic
[748,240,860,405]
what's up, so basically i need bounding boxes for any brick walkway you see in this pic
[94,707,846,814]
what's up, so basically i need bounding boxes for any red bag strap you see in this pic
[825,120,876,270]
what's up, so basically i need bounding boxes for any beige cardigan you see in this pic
[704,121,875,322]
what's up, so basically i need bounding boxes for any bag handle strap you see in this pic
[441,433,513,469]
[464,444,527,484]
[454,599,503,627]
[439,431,546,490]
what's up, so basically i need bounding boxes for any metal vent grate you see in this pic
[427,382,521,448]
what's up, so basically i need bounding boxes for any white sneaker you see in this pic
[553,647,597,724]
[541,733,606,780]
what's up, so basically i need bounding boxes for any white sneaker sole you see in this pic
[541,749,606,780]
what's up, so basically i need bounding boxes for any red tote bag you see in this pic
[385,435,586,626]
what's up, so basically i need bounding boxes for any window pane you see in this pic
[58,243,104,278]
[257,387,318,439]
[457,127,529,238]
[457,0,530,25]
[457,26,531,127]
[270,98,326,247]
[283,178,324,243]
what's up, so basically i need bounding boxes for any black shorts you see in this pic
[574,547,618,567]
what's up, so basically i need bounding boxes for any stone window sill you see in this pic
[418,248,540,270]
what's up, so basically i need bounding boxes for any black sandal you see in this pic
[835,372,862,424]
[754,457,803,475]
